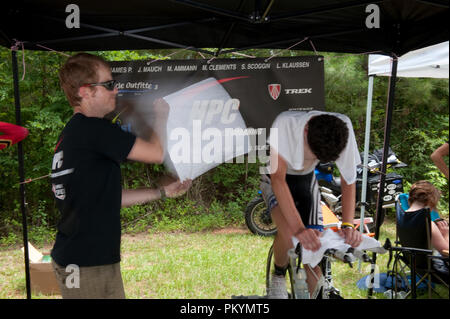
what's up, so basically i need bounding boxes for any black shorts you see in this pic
[269,171,323,230]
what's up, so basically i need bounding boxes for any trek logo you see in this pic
[268,84,281,100]
[285,88,313,94]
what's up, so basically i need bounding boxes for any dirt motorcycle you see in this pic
[244,167,339,237]
[244,148,407,236]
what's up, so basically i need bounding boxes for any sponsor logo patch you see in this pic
[268,84,281,100]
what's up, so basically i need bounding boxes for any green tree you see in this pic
[0,46,448,241]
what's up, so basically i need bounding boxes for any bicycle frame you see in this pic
[266,242,337,299]
[286,244,342,299]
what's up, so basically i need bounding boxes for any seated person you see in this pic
[405,180,448,256]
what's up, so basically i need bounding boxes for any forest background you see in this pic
[0,47,448,244]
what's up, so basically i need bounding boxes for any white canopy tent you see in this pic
[359,41,449,239]
[369,41,449,78]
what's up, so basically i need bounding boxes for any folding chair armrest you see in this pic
[382,239,432,256]
[389,246,433,255]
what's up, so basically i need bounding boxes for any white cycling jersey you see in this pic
[268,110,361,184]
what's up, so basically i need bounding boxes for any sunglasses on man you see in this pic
[82,80,118,91]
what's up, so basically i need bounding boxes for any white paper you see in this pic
[163,78,250,181]
[21,242,43,263]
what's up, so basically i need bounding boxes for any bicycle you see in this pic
[265,224,376,299]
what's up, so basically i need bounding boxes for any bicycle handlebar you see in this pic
[324,248,354,267]
[347,247,372,263]
[292,241,373,269]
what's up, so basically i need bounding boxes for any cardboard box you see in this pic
[21,242,60,295]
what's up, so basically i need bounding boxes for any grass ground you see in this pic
[0,215,448,299]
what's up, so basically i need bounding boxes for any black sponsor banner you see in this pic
[109,56,324,132]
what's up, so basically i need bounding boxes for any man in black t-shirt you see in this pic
[51,53,191,299]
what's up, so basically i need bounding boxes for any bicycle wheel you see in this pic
[265,245,273,292]
[266,244,295,298]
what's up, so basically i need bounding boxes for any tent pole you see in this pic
[270,0,383,22]
[220,28,365,54]
[374,56,398,239]
[215,1,247,56]
[368,56,398,298]
[358,75,374,272]
[11,49,31,299]
[170,0,250,22]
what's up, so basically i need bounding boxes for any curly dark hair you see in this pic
[306,114,349,162]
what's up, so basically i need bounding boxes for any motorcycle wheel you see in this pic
[244,196,277,236]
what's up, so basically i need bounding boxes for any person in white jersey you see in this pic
[261,110,363,298]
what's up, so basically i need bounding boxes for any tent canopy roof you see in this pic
[369,41,449,78]
[1,0,448,56]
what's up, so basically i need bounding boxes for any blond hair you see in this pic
[59,53,110,107]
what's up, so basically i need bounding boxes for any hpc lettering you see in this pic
[191,99,240,125]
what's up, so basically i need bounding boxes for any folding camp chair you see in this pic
[386,194,449,299]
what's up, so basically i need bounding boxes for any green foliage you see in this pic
[120,189,250,235]
[0,46,448,241]
[0,48,70,236]
[371,77,449,215]
[96,50,164,61]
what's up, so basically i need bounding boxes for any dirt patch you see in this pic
[210,227,250,235]
[123,227,250,238]
[122,232,151,242]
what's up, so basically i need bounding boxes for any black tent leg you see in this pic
[411,253,417,299]
[11,49,31,300]
[374,56,398,240]
[368,56,398,299]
